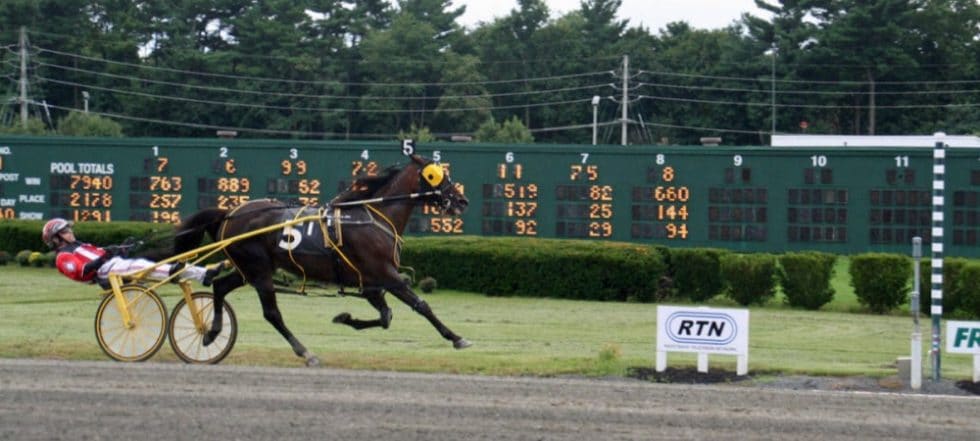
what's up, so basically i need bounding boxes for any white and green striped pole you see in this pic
[930,132,946,381]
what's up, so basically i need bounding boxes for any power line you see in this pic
[38,76,598,113]
[37,61,614,101]
[637,81,980,96]
[638,69,980,86]
[638,95,980,109]
[38,47,615,87]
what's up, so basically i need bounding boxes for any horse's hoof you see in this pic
[202,330,219,346]
[453,338,472,350]
[332,313,351,324]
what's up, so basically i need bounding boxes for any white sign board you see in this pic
[656,306,749,375]
[946,321,980,354]
[945,321,980,382]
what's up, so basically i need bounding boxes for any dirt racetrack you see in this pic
[1,358,978,440]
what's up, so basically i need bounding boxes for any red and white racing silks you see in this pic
[56,242,206,282]
[55,242,107,282]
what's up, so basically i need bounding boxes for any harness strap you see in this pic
[365,204,403,268]
[286,207,310,293]
[320,207,363,289]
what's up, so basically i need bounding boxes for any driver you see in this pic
[42,217,225,286]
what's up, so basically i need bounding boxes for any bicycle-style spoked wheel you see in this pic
[168,292,237,364]
[94,285,167,362]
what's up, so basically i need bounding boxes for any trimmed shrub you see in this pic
[955,263,980,320]
[721,253,777,306]
[0,250,9,265]
[918,257,969,317]
[28,251,44,267]
[669,248,727,302]
[15,250,32,266]
[849,253,912,314]
[42,251,57,267]
[778,252,837,310]
[419,276,437,293]
[400,237,668,302]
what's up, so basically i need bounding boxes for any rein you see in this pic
[331,190,442,207]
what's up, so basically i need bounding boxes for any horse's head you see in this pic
[412,155,469,216]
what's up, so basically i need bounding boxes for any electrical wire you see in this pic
[37,47,616,87]
[38,76,598,113]
[638,95,980,109]
[637,81,980,96]
[37,61,614,101]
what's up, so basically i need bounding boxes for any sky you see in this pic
[455,0,772,32]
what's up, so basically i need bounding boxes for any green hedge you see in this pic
[849,253,912,314]
[778,252,837,310]
[667,248,727,302]
[401,237,669,302]
[720,253,777,306]
[3,219,978,315]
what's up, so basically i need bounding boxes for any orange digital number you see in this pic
[588,222,612,237]
[570,164,598,181]
[156,157,169,173]
[514,219,537,235]
[589,185,613,201]
[665,223,689,239]
[430,218,464,234]
[281,159,308,176]
[589,203,613,219]
[297,179,321,195]
[497,163,524,180]
[351,160,379,177]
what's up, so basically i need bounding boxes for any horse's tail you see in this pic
[175,207,228,254]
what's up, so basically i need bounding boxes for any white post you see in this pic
[911,236,922,390]
[697,353,708,373]
[911,332,922,389]
[737,354,748,376]
[655,351,666,372]
[974,355,980,383]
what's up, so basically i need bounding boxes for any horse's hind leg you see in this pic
[387,283,471,350]
[203,271,245,346]
[332,288,392,330]
[253,276,320,367]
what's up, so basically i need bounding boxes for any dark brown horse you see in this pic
[174,154,470,366]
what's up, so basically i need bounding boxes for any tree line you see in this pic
[0,0,977,145]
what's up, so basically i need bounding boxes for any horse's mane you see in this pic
[332,163,407,203]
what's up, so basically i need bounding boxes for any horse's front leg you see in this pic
[387,282,471,350]
[332,288,392,330]
[203,271,244,346]
[253,276,319,367]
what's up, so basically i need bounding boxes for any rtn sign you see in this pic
[666,312,737,345]
[946,321,980,354]
[656,306,749,355]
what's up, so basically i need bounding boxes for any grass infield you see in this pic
[0,262,973,380]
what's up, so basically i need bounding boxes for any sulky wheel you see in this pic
[94,285,167,362]
[168,292,237,364]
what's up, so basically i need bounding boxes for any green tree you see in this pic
[474,116,533,143]
[57,111,123,137]
[0,117,49,135]
[432,53,492,133]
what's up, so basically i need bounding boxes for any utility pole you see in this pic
[19,26,28,127]
[621,55,628,146]
[770,42,776,136]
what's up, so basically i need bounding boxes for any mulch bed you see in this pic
[626,366,751,384]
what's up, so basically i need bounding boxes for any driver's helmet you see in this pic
[42,218,73,248]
